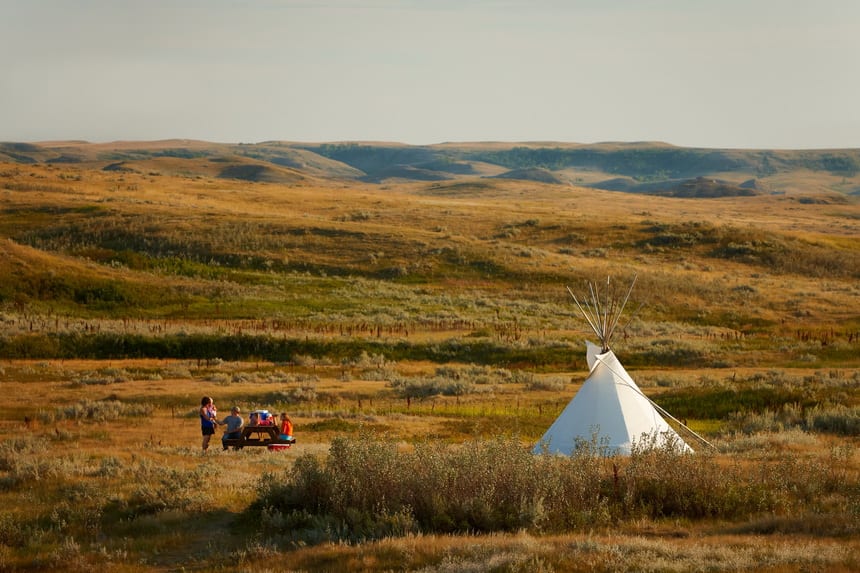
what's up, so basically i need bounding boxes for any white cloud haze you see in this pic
[1,0,858,148]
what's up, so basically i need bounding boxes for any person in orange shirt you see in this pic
[279,412,294,442]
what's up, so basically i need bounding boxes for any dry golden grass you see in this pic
[1,153,859,570]
[1,357,858,571]
[3,161,858,340]
[233,531,860,573]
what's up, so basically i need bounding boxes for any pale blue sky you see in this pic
[1,0,857,149]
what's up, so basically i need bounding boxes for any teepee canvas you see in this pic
[534,342,693,455]
[534,276,694,455]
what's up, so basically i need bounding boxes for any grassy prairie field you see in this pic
[0,147,859,571]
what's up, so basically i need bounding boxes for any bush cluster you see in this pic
[248,435,852,543]
[729,403,860,436]
[38,399,153,423]
[121,462,212,518]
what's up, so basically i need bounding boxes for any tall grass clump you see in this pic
[728,403,860,436]
[38,399,154,423]
[120,462,212,518]
[0,436,52,489]
[248,435,855,543]
[621,435,779,518]
[388,374,476,398]
[806,403,860,435]
[251,436,605,542]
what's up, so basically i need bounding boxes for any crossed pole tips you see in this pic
[567,274,639,353]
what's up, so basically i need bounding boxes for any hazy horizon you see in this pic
[2,0,858,150]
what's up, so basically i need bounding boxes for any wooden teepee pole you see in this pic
[569,274,638,352]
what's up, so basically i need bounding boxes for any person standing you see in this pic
[220,406,244,450]
[199,396,218,453]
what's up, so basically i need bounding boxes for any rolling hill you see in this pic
[1,140,859,573]
[2,140,859,198]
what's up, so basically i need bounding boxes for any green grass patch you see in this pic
[304,418,362,433]
[654,386,811,420]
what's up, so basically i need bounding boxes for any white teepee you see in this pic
[534,276,695,455]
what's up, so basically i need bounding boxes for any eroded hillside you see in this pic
[1,153,858,368]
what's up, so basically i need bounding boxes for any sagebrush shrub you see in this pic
[39,399,153,423]
[249,435,858,543]
[123,463,211,517]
